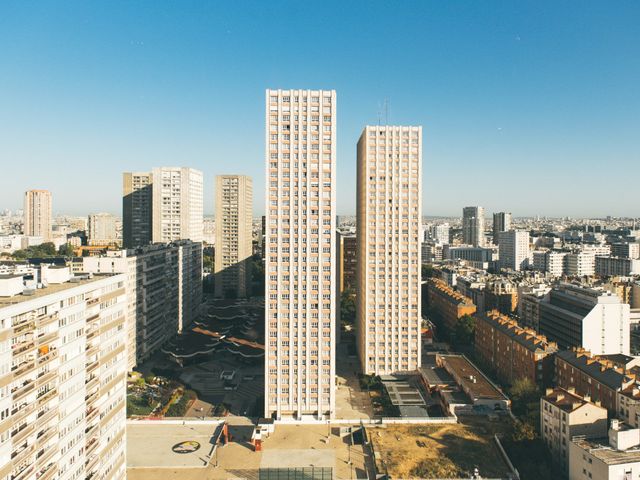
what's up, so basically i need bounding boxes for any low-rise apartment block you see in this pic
[541,387,608,473]
[0,268,127,480]
[475,310,557,387]
[555,349,640,415]
[426,278,476,332]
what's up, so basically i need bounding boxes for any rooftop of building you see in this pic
[480,310,558,354]
[428,278,475,307]
[0,273,120,308]
[572,436,640,465]
[556,350,635,390]
[437,354,508,402]
[542,387,600,413]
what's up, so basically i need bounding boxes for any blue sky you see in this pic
[1,1,638,217]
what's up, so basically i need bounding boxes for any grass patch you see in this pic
[126,394,155,416]
[165,390,197,417]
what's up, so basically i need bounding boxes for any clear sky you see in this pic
[1,1,638,218]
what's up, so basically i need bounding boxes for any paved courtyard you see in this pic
[334,344,374,420]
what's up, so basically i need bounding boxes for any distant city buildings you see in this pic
[87,212,118,245]
[122,167,203,248]
[214,175,253,298]
[264,89,336,420]
[492,212,512,245]
[462,206,485,247]
[356,125,422,375]
[23,189,52,241]
[0,268,127,480]
[428,223,450,245]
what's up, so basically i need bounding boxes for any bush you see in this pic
[165,390,197,417]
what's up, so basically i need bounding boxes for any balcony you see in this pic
[12,381,35,403]
[36,426,57,446]
[11,422,35,444]
[36,371,56,387]
[36,388,57,406]
[36,463,57,480]
[13,321,35,336]
[36,331,57,345]
[35,408,56,426]
[12,463,34,480]
[10,402,34,425]
[37,347,57,366]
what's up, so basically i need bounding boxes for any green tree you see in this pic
[453,314,476,345]
[340,287,356,326]
[421,264,434,280]
[58,243,75,256]
[202,254,213,271]
[509,377,539,420]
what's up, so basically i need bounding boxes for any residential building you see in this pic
[23,189,52,241]
[426,278,476,332]
[541,388,608,473]
[356,125,422,375]
[518,284,551,330]
[569,421,640,480]
[214,175,253,298]
[498,230,530,271]
[428,223,450,245]
[151,167,203,244]
[611,242,640,260]
[540,284,630,354]
[421,241,444,264]
[265,89,336,420]
[492,212,512,245]
[462,206,485,247]
[123,168,204,248]
[565,252,596,276]
[0,269,127,480]
[475,310,557,387]
[87,212,118,246]
[337,232,356,293]
[484,279,518,315]
[555,350,640,414]
[122,172,152,248]
[596,257,640,277]
[82,240,202,367]
[443,245,495,263]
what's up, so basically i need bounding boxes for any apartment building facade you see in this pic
[264,89,337,420]
[539,284,630,355]
[462,206,485,247]
[426,278,477,332]
[123,167,204,248]
[214,175,253,298]
[0,270,127,480]
[475,310,557,387]
[541,388,608,473]
[356,125,422,375]
[82,240,202,368]
[498,230,530,271]
[492,212,512,245]
[23,190,52,241]
[87,213,118,246]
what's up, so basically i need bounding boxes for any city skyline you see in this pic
[2,2,639,217]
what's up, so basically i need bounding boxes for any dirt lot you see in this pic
[369,424,510,479]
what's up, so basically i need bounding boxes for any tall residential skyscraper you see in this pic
[492,211,512,245]
[151,167,203,244]
[462,206,485,247]
[214,175,253,298]
[0,268,128,480]
[265,89,336,420]
[122,167,204,248]
[356,125,422,375]
[23,189,52,241]
[87,212,118,245]
[122,172,152,248]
